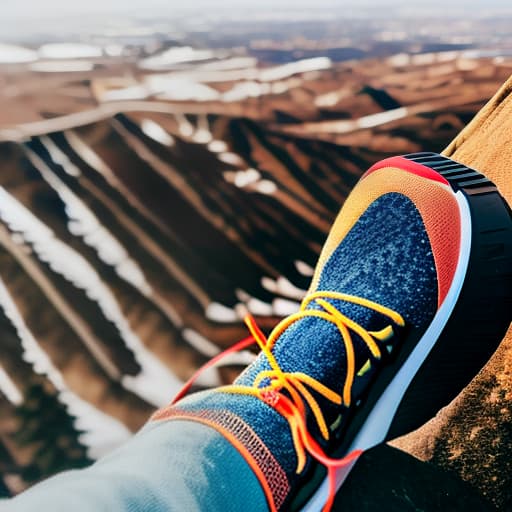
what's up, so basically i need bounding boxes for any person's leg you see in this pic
[5,421,268,512]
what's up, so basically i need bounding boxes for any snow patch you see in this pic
[182,329,220,358]
[208,140,228,153]
[139,46,216,70]
[224,168,261,188]
[259,57,331,81]
[35,140,151,295]
[0,364,22,405]
[357,107,408,129]
[205,302,239,323]
[247,298,274,316]
[30,61,95,73]
[295,260,315,277]
[175,113,195,137]
[218,152,245,166]
[152,79,220,102]
[273,298,301,317]
[0,44,37,64]
[0,186,180,407]
[254,180,278,195]
[0,279,131,457]
[38,43,103,60]
[141,119,175,146]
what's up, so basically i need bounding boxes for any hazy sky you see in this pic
[3,0,512,19]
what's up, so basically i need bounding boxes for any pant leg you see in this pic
[3,420,268,512]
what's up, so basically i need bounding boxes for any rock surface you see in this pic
[393,76,512,511]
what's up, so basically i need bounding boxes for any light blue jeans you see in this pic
[3,420,268,511]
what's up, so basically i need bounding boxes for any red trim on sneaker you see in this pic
[364,156,450,186]
[152,407,289,511]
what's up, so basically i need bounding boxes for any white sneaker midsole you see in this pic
[301,189,473,511]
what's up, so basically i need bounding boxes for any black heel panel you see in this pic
[386,154,512,439]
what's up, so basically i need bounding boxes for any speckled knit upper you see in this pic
[177,192,438,492]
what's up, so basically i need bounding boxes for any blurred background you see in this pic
[0,0,511,501]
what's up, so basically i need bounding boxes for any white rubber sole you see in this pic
[301,189,473,511]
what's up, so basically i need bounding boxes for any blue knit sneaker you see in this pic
[152,153,512,511]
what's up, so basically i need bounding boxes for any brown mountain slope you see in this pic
[0,54,509,507]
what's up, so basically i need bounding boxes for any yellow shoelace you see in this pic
[217,291,405,511]
[172,291,405,512]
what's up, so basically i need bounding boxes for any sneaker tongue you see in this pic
[237,297,397,406]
